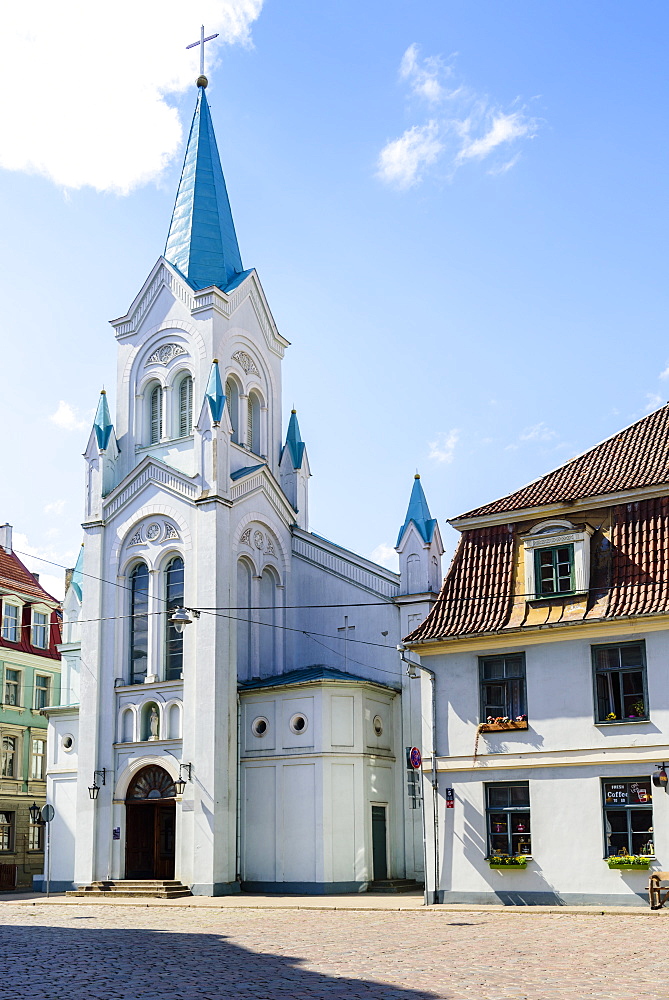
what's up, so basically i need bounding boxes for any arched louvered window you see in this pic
[150,385,163,444]
[165,556,184,681]
[247,391,260,454]
[178,375,193,437]
[236,559,252,680]
[129,562,149,683]
[225,378,239,443]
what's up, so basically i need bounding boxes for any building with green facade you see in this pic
[0,524,60,889]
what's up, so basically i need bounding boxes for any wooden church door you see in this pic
[125,765,176,880]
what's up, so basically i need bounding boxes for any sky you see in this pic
[1,0,668,599]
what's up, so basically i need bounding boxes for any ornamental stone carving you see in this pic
[147,344,187,365]
[266,537,275,556]
[240,527,252,545]
[145,523,161,541]
[254,530,264,549]
[163,522,179,540]
[128,529,143,546]
[232,350,259,376]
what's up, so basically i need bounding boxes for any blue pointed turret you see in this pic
[164,83,247,292]
[205,359,226,425]
[282,410,306,469]
[93,390,114,451]
[70,544,84,601]
[397,474,437,545]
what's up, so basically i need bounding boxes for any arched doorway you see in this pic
[125,765,176,879]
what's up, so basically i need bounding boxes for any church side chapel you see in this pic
[44,56,443,896]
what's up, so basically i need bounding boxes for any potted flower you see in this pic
[488,854,529,869]
[479,714,529,732]
[606,854,652,870]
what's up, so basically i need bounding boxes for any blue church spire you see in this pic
[93,390,114,451]
[164,81,245,292]
[205,359,226,425]
[282,410,306,469]
[397,474,437,545]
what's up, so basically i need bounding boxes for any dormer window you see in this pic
[1,600,21,642]
[31,610,49,649]
[521,520,592,601]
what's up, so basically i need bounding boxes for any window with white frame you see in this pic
[31,737,46,779]
[32,610,49,649]
[150,384,163,444]
[521,520,593,600]
[178,375,193,437]
[4,669,19,706]
[2,601,20,642]
[247,391,261,455]
[0,811,14,850]
[1,736,17,777]
[34,675,50,710]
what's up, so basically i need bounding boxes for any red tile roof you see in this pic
[406,497,669,643]
[405,525,515,641]
[457,404,669,520]
[0,547,58,603]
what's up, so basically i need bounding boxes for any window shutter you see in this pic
[151,386,162,443]
[247,394,254,450]
[179,376,192,436]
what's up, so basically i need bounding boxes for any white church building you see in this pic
[44,76,443,895]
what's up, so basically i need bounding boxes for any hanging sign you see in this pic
[445,788,454,809]
[409,747,422,770]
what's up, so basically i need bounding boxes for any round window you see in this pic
[289,713,308,734]
[252,717,269,738]
[373,715,384,737]
[62,734,74,752]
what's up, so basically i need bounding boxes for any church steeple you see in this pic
[164,83,245,292]
[93,390,114,451]
[396,474,443,595]
[397,474,436,546]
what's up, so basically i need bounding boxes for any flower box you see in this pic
[488,856,529,869]
[606,857,651,870]
[479,721,529,733]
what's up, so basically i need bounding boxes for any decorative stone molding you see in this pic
[145,523,161,541]
[232,350,259,375]
[164,522,179,540]
[128,529,143,546]
[520,519,594,599]
[240,527,252,546]
[254,530,264,549]
[147,344,187,365]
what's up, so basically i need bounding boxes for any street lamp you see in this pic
[88,768,107,800]
[174,762,192,795]
[28,801,42,825]
[170,608,193,633]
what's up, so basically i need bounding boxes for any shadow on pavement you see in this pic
[0,921,445,1000]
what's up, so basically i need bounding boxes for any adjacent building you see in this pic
[44,79,442,895]
[0,524,61,889]
[405,405,669,905]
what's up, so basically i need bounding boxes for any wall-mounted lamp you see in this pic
[653,764,668,789]
[174,762,192,796]
[170,608,200,634]
[28,801,42,825]
[88,768,107,800]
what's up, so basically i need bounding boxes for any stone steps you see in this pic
[368,879,424,894]
[67,880,192,899]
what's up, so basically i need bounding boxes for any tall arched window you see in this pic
[150,385,163,444]
[225,378,239,443]
[165,556,184,681]
[236,559,252,681]
[259,568,278,677]
[129,562,149,684]
[178,375,193,437]
[247,391,261,454]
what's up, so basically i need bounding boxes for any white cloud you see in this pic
[659,365,669,380]
[645,393,663,412]
[376,122,443,190]
[44,500,66,517]
[519,422,558,443]
[399,43,452,104]
[12,531,78,601]
[0,2,264,194]
[49,401,88,432]
[370,542,398,570]
[377,46,540,189]
[428,429,459,463]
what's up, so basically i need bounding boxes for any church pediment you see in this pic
[111,258,195,340]
[102,455,199,521]
[229,463,297,526]
[191,270,289,358]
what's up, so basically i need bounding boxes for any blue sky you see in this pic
[1,1,668,597]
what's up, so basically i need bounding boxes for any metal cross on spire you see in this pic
[186,25,219,79]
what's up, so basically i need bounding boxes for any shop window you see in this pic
[479,654,526,722]
[486,782,532,858]
[593,642,648,723]
[28,822,43,851]
[603,779,654,856]
[0,811,14,851]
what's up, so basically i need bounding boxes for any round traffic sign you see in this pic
[41,804,55,823]
[409,747,422,770]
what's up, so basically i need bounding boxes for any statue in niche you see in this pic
[148,706,160,741]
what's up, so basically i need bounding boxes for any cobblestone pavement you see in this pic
[0,903,666,999]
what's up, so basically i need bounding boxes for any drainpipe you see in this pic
[398,645,440,905]
[236,693,242,888]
